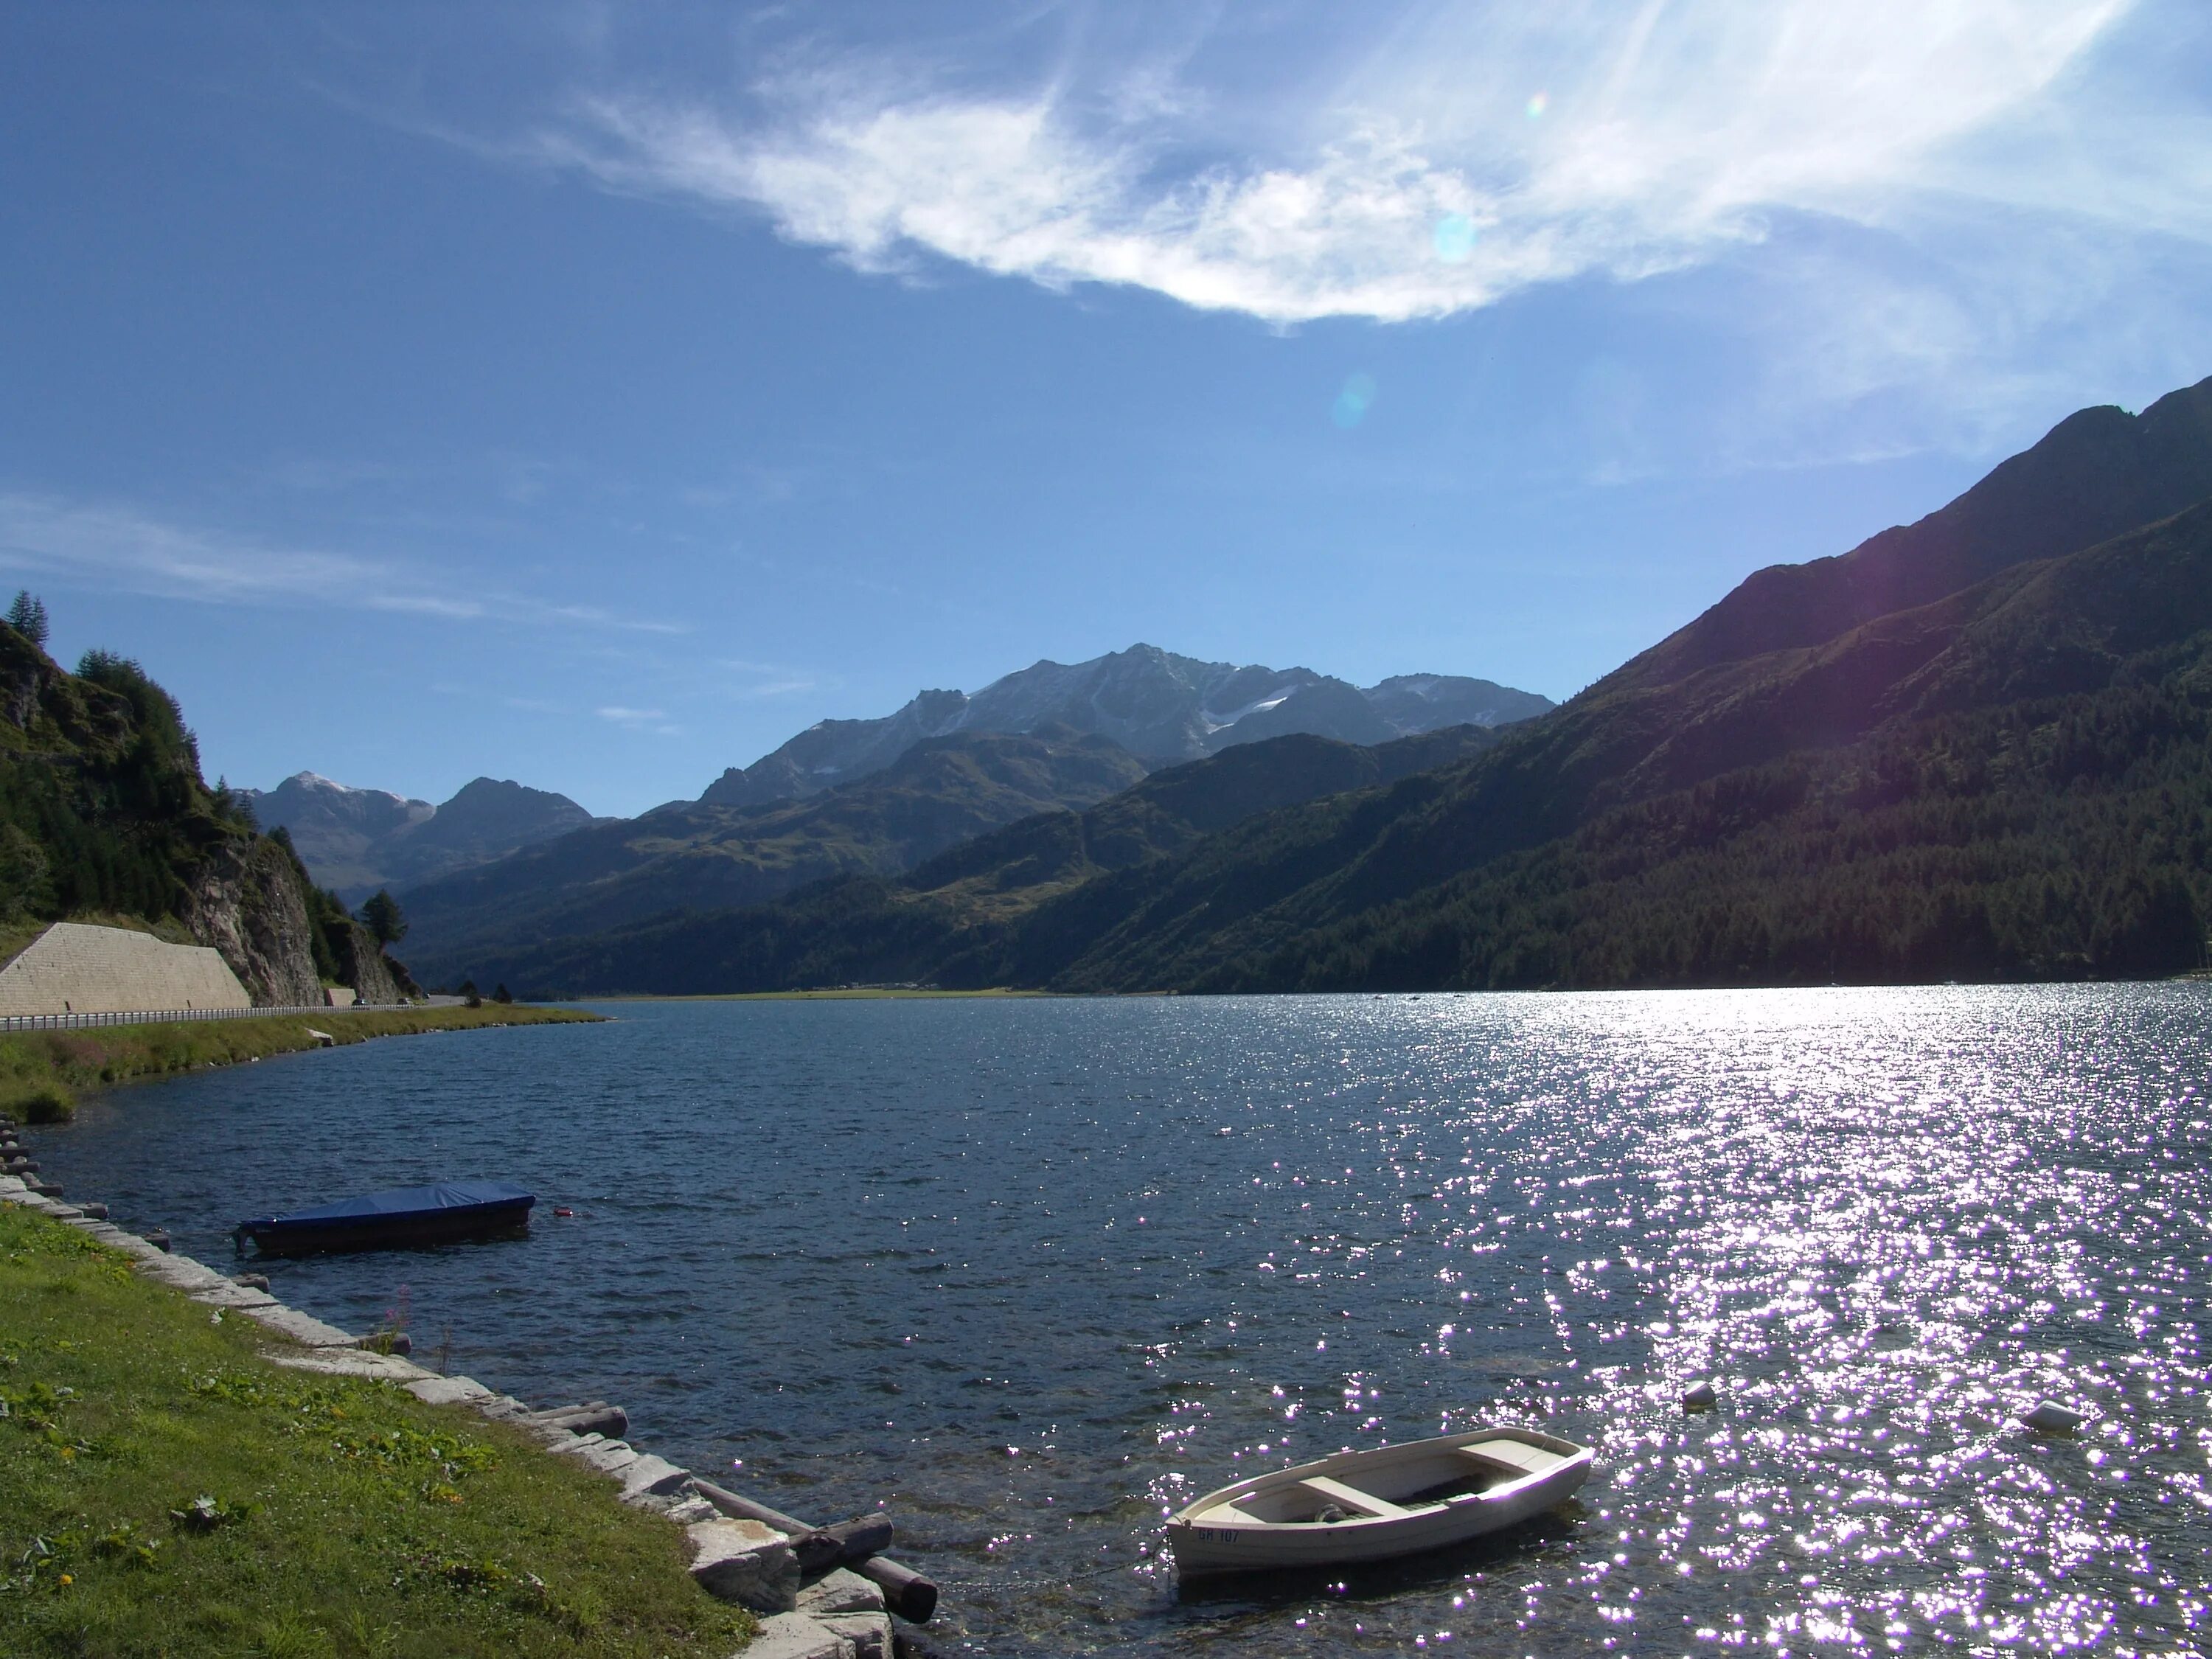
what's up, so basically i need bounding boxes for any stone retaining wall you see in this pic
[0,922,252,1017]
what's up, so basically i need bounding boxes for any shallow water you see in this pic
[39,987,2212,1655]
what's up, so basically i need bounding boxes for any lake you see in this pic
[38,987,2212,1654]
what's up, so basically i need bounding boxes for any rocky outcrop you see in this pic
[181,837,321,1007]
[0,622,133,755]
[328,921,406,1006]
[0,626,48,733]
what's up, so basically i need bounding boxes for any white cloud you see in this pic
[0,491,684,636]
[734,678,817,699]
[530,0,2174,325]
[596,705,667,723]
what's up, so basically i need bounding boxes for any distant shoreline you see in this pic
[579,987,1054,1002]
[1,1004,600,1119]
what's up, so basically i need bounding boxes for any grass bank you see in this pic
[0,1203,751,1657]
[633,987,1049,1002]
[0,1005,599,1119]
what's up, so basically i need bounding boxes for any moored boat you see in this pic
[234,1180,535,1256]
[1169,1427,1593,1577]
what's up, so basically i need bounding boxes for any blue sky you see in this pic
[4,1,2209,816]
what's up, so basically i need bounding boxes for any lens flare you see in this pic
[1432,212,1478,264]
[1526,90,1549,119]
[1332,372,1377,429]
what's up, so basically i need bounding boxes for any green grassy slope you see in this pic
[0,1203,751,1658]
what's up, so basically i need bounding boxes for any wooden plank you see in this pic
[1298,1475,1408,1518]
[1460,1440,1559,1475]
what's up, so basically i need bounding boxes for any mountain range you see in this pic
[393,726,1162,976]
[255,650,1551,975]
[698,648,1552,808]
[242,773,602,902]
[435,372,2212,997]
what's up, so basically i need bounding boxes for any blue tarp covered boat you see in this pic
[234,1180,535,1256]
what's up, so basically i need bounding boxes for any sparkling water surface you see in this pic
[39,987,2212,1655]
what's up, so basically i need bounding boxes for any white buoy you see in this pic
[1682,1380,1717,1411]
[2023,1399,2083,1433]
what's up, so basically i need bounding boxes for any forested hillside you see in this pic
[0,602,405,1002]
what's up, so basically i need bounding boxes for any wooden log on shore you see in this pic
[850,1554,939,1625]
[691,1478,938,1623]
[799,1515,894,1573]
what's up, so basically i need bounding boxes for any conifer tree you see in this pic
[357,888,408,947]
[5,590,49,648]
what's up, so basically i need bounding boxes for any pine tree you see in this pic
[357,888,408,947]
[5,590,49,648]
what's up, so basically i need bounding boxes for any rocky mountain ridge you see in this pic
[700,646,1551,809]
[245,772,600,902]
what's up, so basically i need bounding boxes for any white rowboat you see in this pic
[1168,1427,1593,1577]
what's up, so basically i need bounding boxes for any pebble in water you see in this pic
[2022,1399,2084,1433]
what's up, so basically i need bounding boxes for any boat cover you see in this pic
[243,1180,534,1228]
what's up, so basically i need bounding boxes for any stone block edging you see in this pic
[0,1171,902,1659]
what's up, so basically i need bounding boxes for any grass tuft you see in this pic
[8,1082,74,1124]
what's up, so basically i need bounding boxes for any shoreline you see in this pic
[0,1179,774,1655]
[0,1160,922,1654]
[588,988,1051,1002]
[0,1003,601,1118]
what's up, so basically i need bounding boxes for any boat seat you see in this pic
[1461,1440,1562,1476]
[1194,1503,1252,1525]
[1298,1475,1408,1519]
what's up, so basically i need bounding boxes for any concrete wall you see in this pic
[0,922,254,1016]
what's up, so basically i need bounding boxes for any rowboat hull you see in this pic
[1169,1427,1592,1577]
[234,1180,535,1257]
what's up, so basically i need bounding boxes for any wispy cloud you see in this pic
[0,491,686,636]
[596,705,667,723]
[734,678,816,699]
[714,655,824,700]
[522,0,2177,326]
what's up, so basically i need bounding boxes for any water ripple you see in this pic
[38,985,2212,1654]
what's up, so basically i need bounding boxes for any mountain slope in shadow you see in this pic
[462,376,2212,996]
[400,726,1150,984]
[440,726,1506,995]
